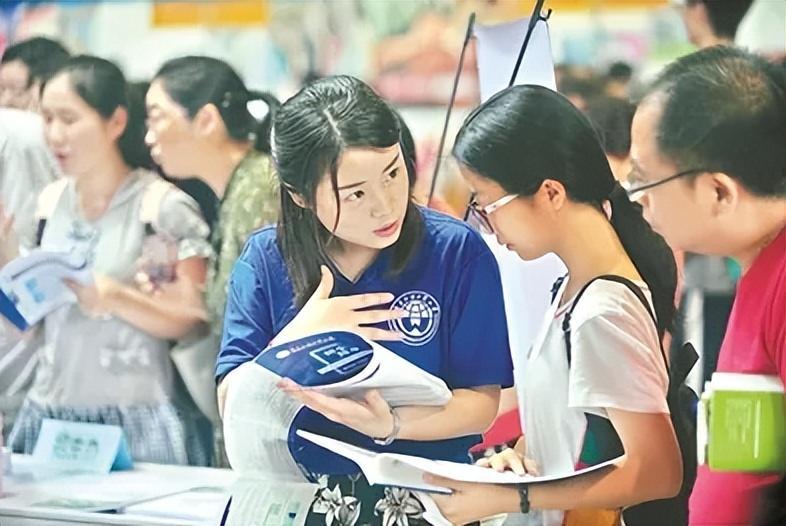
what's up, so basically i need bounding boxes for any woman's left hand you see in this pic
[278,379,395,439]
[425,474,519,526]
[64,274,120,318]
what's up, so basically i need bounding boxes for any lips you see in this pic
[374,220,399,238]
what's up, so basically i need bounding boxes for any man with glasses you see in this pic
[631,46,785,526]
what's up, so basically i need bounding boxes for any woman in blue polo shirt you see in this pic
[216,75,513,525]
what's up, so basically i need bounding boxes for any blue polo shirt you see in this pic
[217,207,513,476]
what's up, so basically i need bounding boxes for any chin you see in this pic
[512,245,547,262]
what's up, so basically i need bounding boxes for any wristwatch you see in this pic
[373,407,401,446]
[518,484,531,514]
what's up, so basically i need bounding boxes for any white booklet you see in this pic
[297,430,622,494]
[256,330,452,407]
[0,249,92,331]
[297,430,622,526]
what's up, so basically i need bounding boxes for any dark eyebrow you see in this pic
[383,152,400,173]
[337,180,366,191]
[337,152,400,191]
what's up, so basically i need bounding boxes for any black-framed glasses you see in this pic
[463,193,518,234]
[625,168,706,201]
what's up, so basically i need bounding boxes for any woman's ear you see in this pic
[538,179,567,211]
[287,190,308,209]
[193,103,224,139]
[107,106,129,143]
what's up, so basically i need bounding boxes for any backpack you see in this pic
[34,176,172,246]
[34,177,219,423]
[553,274,698,526]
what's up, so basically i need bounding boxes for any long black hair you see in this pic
[52,55,151,170]
[272,75,424,307]
[152,56,279,154]
[643,45,786,198]
[453,84,677,337]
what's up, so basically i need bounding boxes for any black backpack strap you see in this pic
[562,274,669,374]
[550,274,567,304]
[35,219,47,247]
[34,179,69,248]
[560,276,606,366]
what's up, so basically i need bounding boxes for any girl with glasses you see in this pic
[428,84,683,526]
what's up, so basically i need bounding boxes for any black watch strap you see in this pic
[518,484,530,514]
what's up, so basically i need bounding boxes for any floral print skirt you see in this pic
[306,474,431,526]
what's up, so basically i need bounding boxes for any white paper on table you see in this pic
[19,469,204,513]
[124,486,235,524]
[224,477,317,526]
[474,17,556,102]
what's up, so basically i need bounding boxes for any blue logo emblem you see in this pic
[388,291,441,346]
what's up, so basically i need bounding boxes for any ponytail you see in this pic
[607,183,677,337]
[454,85,677,334]
[247,90,280,154]
[153,57,281,156]
[121,80,154,169]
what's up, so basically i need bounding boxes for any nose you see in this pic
[369,185,394,219]
[144,128,157,147]
[46,119,65,147]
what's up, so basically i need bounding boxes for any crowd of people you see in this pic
[0,1,783,524]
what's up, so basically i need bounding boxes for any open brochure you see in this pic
[0,249,92,331]
[222,331,454,526]
[297,430,620,526]
[297,430,622,494]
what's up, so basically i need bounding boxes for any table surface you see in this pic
[0,455,237,525]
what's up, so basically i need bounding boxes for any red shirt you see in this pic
[689,228,786,526]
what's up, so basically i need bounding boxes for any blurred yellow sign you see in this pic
[522,0,667,11]
[152,1,269,27]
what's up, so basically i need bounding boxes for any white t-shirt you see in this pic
[520,277,669,526]
[0,109,60,233]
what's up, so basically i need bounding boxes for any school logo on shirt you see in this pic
[388,291,441,346]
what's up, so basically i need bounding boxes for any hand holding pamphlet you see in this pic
[0,249,92,331]
[257,330,452,408]
[222,331,454,526]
